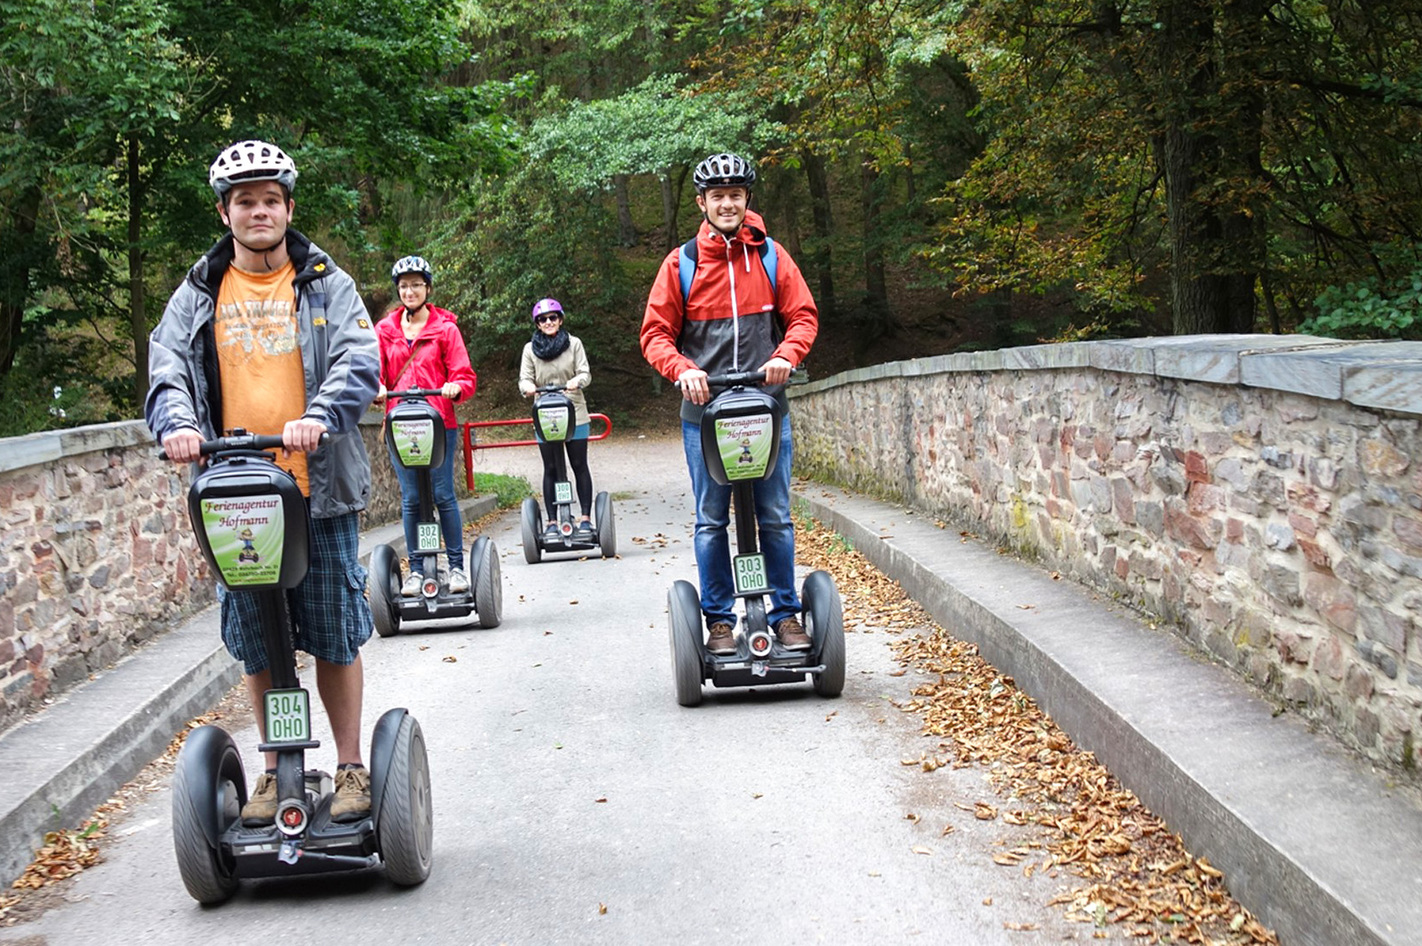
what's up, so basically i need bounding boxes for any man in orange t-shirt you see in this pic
[146,141,380,825]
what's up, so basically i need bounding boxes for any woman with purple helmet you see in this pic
[519,298,596,537]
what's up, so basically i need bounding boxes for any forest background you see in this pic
[3,0,1420,436]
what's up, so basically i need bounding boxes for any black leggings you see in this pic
[539,438,593,518]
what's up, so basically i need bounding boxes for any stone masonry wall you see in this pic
[0,413,439,731]
[792,335,1422,768]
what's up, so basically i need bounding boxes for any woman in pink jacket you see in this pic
[374,256,477,595]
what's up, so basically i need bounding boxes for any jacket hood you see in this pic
[188,229,327,299]
[377,304,459,341]
[697,209,769,258]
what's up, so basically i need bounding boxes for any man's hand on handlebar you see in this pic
[441,382,461,400]
[373,383,387,405]
[759,357,793,386]
[162,428,204,464]
[677,367,710,405]
[283,417,329,456]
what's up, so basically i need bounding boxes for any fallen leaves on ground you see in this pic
[794,512,1279,946]
[0,698,246,927]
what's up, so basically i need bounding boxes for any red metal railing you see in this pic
[461,414,612,491]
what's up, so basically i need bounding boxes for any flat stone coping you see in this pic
[792,334,1422,417]
[795,483,1422,946]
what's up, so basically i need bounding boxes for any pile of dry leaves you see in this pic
[795,515,1279,945]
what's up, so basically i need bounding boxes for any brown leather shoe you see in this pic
[241,772,278,826]
[706,622,736,655]
[775,616,812,651]
[331,765,371,822]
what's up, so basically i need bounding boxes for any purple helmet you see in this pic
[531,298,564,321]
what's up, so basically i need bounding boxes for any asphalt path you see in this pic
[0,433,1088,945]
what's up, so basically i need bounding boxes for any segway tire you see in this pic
[668,580,704,707]
[375,714,434,886]
[595,491,616,558]
[474,536,502,628]
[803,570,845,697]
[171,725,244,904]
[369,544,402,638]
[520,498,542,565]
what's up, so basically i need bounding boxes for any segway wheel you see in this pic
[171,725,245,904]
[474,536,503,628]
[375,714,433,886]
[803,570,845,697]
[369,544,402,638]
[668,580,705,707]
[520,497,542,565]
[594,491,616,559]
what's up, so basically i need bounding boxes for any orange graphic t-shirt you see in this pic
[214,261,310,493]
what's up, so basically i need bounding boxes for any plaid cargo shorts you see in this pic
[218,511,373,675]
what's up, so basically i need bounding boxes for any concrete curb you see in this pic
[795,483,1422,946]
[0,494,498,888]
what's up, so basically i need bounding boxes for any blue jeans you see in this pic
[682,418,800,630]
[391,427,464,573]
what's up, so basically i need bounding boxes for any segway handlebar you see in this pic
[159,429,330,460]
[388,387,447,399]
[685,368,805,389]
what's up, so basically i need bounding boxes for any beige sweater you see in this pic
[518,335,592,426]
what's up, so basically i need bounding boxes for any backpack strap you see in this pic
[678,237,699,302]
[678,236,779,303]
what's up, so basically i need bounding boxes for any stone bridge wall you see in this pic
[0,414,424,730]
[791,335,1422,767]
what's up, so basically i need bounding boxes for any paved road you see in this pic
[0,434,1087,945]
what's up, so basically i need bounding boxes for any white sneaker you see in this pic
[400,572,423,596]
[447,568,470,595]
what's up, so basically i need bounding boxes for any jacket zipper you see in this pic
[722,232,741,371]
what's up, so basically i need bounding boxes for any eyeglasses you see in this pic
[534,314,562,324]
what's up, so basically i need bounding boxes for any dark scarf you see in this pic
[532,327,570,361]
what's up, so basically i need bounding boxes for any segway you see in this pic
[667,371,846,706]
[169,430,432,903]
[519,384,616,563]
[367,388,501,636]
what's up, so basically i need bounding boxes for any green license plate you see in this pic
[416,522,441,552]
[554,482,572,504]
[733,553,770,596]
[263,688,311,744]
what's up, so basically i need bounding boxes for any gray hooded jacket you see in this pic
[145,230,380,518]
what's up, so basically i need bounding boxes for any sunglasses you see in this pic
[534,314,563,324]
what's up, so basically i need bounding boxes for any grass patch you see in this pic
[472,472,533,508]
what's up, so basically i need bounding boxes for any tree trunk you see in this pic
[661,167,690,252]
[1153,0,1261,335]
[128,134,150,407]
[613,173,636,246]
[800,149,837,322]
[861,160,888,312]
[0,187,42,378]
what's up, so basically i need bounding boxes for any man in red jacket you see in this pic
[640,152,819,656]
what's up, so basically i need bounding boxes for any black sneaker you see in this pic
[575,519,594,535]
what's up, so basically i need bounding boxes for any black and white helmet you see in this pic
[693,153,756,193]
[391,255,434,286]
[209,140,298,198]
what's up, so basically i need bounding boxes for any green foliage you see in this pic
[1301,265,1422,341]
[430,161,639,371]
[471,472,532,508]
[526,74,783,191]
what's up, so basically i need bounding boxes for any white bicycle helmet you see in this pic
[693,153,756,193]
[208,140,298,199]
[392,255,434,286]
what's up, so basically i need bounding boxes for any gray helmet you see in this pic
[209,140,298,198]
[391,255,434,286]
[693,153,755,193]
